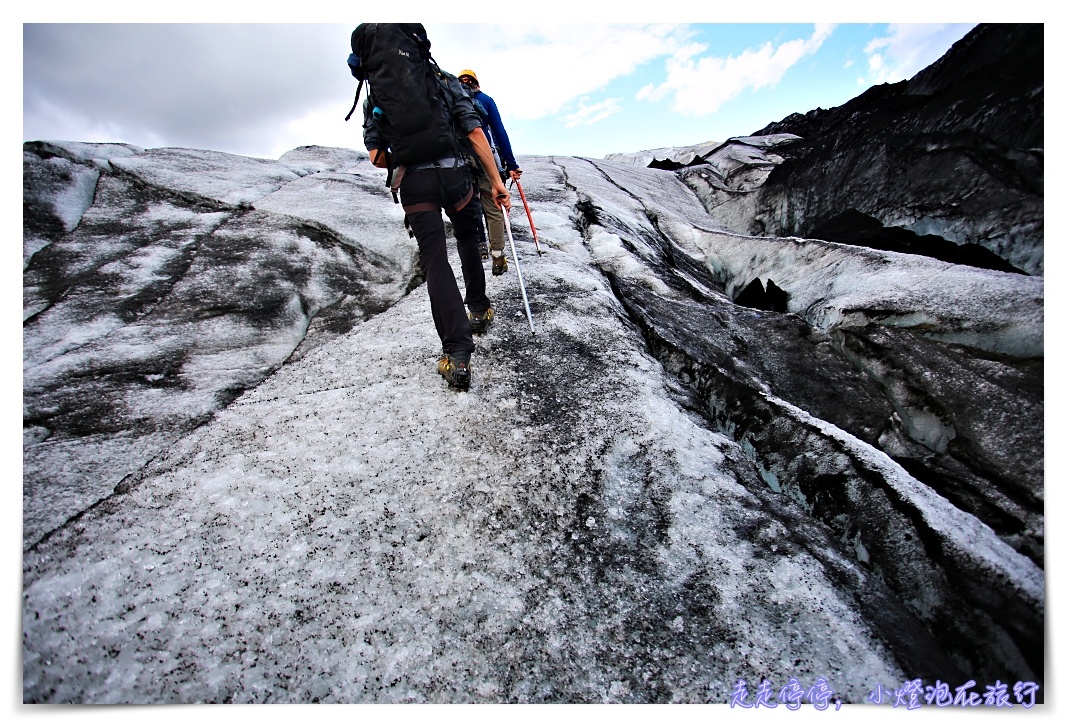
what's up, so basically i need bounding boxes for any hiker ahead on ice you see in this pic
[350,23,511,391]
[458,69,522,277]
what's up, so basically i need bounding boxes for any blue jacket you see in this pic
[469,89,519,172]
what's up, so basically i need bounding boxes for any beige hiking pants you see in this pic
[477,171,506,254]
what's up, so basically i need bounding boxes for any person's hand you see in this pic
[509,169,522,181]
[493,180,511,211]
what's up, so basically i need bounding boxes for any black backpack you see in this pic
[345,23,460,169]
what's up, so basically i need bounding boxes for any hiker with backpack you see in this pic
[457,69,523,277]
[348,23,511,391]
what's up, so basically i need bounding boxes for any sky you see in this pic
[19,6,994,160]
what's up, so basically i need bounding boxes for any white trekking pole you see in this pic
[501,208,535,336]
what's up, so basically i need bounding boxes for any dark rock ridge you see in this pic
[676,23,1044,276]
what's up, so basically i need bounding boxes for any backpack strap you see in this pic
[344,80,364,122]
[384,157,395,197]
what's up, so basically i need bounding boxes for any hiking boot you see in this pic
[437,352,471,390]
[491,252,508,276]
[479,242,490,259]
[469,306,494,335]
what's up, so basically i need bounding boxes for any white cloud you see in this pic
[637,24,835,117]
[24,24,360,158]
[564,98,623,128]
[21,21,983,161]
[862,23,978,85]
[425,23,694,121]
[24,94,170,150]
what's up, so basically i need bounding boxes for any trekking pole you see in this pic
[500,206,536,336]
[511,178,542,255]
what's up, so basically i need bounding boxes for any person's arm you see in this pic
[479,93,520,178]
[445,74,511,208]
[466,127,510,210]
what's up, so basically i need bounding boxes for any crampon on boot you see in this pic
[436,352,471,390]
[469,306,494,335]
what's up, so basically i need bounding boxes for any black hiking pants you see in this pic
[400,166,491,357]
